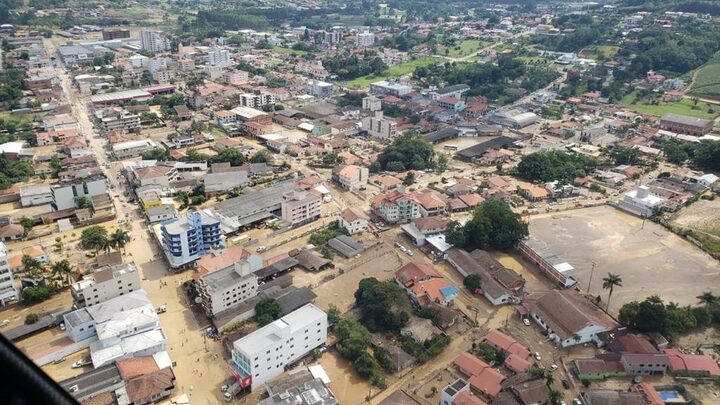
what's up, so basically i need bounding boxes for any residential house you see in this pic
[331,164,369,190]
[454,352,505,399]
[337,207,369,234]
[400,216,450,246]
[371,190,422,224]
[446,248,524,306]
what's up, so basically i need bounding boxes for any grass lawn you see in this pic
[691,52,720,96]
[446,39,484,58]
[272,46,312,57]
[620,92,719,119]
[345,56,440,89]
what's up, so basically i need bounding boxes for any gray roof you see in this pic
[435,84,470,95]
[423,128,460,143]
[3,308,69,341]
[456,135,517,159]
[255,256,299,279]
[64,308,93,327]
[583,390,646,405]
[276,286,317,316]
[294,250,331,271]
[327,235,364,258]
[146,204,175,217]
[262,371,338,405]
[201,266,250,291]
[213,179,296,220]
[59,363,121,401]
[661,113,712,127]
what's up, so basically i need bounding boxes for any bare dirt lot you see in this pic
[670,198,720,236]
[529,206,720,313]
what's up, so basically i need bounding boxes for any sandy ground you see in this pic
[529,206,720,313]
[670,198,720,236]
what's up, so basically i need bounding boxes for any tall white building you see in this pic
[362,111,398,140]
[280,189,321,226]
[0,242,18,305]
[206,46,232,67]
[140,30,171,53]
[229,304,327,391]
[239,92,276,108]
[52,175,108,211]
[356,31,375,47]
[195,252,263,316]
[70,262,142,308]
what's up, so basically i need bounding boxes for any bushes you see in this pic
[21,286,55,303]
[516,150,597,183]
[398,333,450,364]
[446,199,529,251]
[255,298,280,326]
[25,313,39,325]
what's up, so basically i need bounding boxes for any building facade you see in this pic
[195,254,263,316]
[362,111,397,140]
[229,304,327,391]
[70,262,142,308]
[0,242,18,305]
[52,176,108,211]
[280,189,321,226]
[161,210,222,268]
[140,30,171,53]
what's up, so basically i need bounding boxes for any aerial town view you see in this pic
[1,0,720,404]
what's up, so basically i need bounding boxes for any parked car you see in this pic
[549,364,558,372]
[534,352,541,361]
[59,322,66,331]
[156,306,167,314]
[562,379,570,389]
[523,318,530,326]
[0,319,9,327]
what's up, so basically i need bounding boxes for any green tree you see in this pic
[255,298,280,326]
[354,277,411,332]
[517,150,597,183]
[25,313,39,325]
[141,147,171,161]
[22,255,42,273]
[327,305,341,329]
[446,199,528,251]
[463,274,482,292]
[635,296,667,333]
[50,259,73,286]
[80,226,109,252]
[402,171,415,186]
[602,273,623,312]
[75,196,91,209]
[436,154,449,172]
[376,131,435,171]
[697,291,719,306]
[250,150,272,164]
[109,229,130,252]
[19,216,34,236]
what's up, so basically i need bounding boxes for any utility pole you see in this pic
[586,261,596,294]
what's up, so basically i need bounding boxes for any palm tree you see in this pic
[21,255,42,273]
[602,273,623,312]
[548,390,563,405]
[545,372,555,389]
[697,291,719,306]
[50,260,74,286]
[109,229,130,253]
[647,295,663,305]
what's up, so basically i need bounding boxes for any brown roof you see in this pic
[454,391,487,405]
[612,334,658,354]
[511,379,549,404]
[412,216,450,232]
[81,391,115,405]
[395,262,442,287]
[455,352,491,377]
[378,390,420,405]
[194,245,252,279]
[96,251,123,267]
[116,356,160,380]
[524,290,618,340]
[340,207,369,222]
[125,367,175,403]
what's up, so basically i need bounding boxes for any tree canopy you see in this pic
[446,199,529,251]
[255,298,281,326]
[80,226,109,252]
[375,131,435,172]
[516,150,597,183]
[618,295,719,340]
[354,277,411,332]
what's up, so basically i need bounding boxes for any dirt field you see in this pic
[670,199,720,235]
[529,206,720,313]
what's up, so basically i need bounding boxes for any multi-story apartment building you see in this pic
[152,69,175,83]
[206,46,232,67]
[161,210,222,268]
[362,95,381,111]
[70,262,142,308]
[140,30,171,53]
[52,175,108,211]
[280,189,321,226]
[323,30,341,44]
[239,92,276,108]
[362,111,397,140]
[0,242,18,305]
[659,113,713,136]
[371,190,422,224]
[307,80,334,98]
[94,107,141,135]
[195,252,263,316]
[229,304,327,391]
[331,164,369,190]
[102,29,130,40]
[356,31,375,46]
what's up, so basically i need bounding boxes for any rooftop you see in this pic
[233,304,326,355]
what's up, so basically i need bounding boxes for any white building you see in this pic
[356,31,375,47]
[206,46,232,67]
[280,189,321,226]
[152,69,175,83]
[229,304,327,391]
[362,95,381,111]
[0,242,18,305]
[128,54,149,68]
[112,139,159,159]
[70,262,142,308]
[195,252,263,316]
[140,29,171,53]
[337,207,369,234]
[307,80,333,98]
[20,184,53,207]
[239,92,276,108]
[362,111,397,140]
[617,186,666,217]
[52,176,108,211]
[94,107,141,134]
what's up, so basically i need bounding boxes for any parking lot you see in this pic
[529,206,720,312]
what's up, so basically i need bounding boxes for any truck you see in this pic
[222,381,241,401]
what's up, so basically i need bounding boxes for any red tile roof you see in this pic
[468,368,504,398]
[455,352,490,377]
[395,262,442,287]
[663,348,720,376]
[194,245,252,280]
[453,390,487,405]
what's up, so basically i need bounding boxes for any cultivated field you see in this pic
[529,206,720,312]
[691,52,720,96]
[620,92,719,119]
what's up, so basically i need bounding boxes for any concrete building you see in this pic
[52,175,108,211]
[71,262,142,308]
[206,46,232,67]
[371,190,422,223]
[280,189,321,226]
[331,164,369,190]
[161,210,222,268]
[356,31,375,47]
[659,113,713,136]
[102,29,130,40]
[362,95,382,111]
[362,111,397,139]
[430,84,470,101]
[617,186,666,218]
[337,207,369,234]
[140,29,171,53]
[112,139,159,159]
[0,242,18,305]
[20,184,53,207]
[94,107,141,135]
[195,250,263,316]
[307,80,334,98]
[370,80,412,97]
[239,92,276,108]
[228,303,327,391]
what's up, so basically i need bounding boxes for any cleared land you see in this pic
[272,46,313,57]
[668,198,720,255]
[620,92,719,119]
[582,45,619,61]
[529,206,719,312]
[691,52,720,96]
[446,39,485,58]
[345,57,440,89]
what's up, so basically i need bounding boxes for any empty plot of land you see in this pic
[529,206,720,312]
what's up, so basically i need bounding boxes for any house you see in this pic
[582,390,646,405]
[327,235,364,258]
[522,289,619,348]
[337,207,369,234]
[395,262,442,288]
[408,277,459,306]
[663,348,720,378]
[659,113,713,136]
[369,174,402,191]
[125,367,176,405]
[331,164,369,190]
[517,182,550,201]
[414,191,447,217]
[441,379,487,405]
[371,190,422,224]
[445,249,524,306]
[484,330,531,373]
[454,352,505,399]
[400,216,450,246]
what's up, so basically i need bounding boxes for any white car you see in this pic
[534,352,541,361]
[549,364,558,372]
[59,322,66,331]
[522,318,530,326]
[0,319,9,327]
